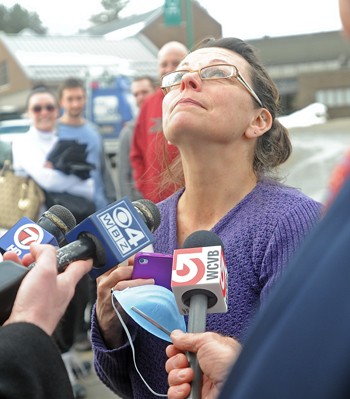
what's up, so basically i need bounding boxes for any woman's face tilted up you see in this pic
[27,92,59,132]
[162,47,268,151]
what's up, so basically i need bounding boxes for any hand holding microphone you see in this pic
[62,197,162,349]
[171,230,228,399]
[166,331,241,399]
[0,197,161,326]
[61,197,161,277]
[3,243,92,336]
[0,205,77,325]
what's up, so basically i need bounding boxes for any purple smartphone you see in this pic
[132,252,173,291]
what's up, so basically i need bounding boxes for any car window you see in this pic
[0,125,30,134]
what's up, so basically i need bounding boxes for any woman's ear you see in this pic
[245,109,273,139]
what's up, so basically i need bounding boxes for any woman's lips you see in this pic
[175,98,205,109]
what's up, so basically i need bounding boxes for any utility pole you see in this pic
[185,0,194,50]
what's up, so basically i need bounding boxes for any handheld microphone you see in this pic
[0,198,160,324]
[0,205,76,325]
[0,205,76,258]
[59,197,161,278]
[171,230,228,399]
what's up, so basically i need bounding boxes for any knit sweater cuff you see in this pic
[91,303,138,398]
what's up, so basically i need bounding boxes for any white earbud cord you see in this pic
[111,293,167,397]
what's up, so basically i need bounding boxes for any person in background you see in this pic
[12,86,94,210]
[91,36,322,399]
[325,144,350,208]
[57,79,117,376]
[57,77,116,210]
[11,86,95,398]
[130,41,188,203]
[118,76,155,200]
[165,3,350,398]
[0,243,92,399]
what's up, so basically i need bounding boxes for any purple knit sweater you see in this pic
[91,179,322,399]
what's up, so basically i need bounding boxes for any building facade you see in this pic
[247,31,350,118]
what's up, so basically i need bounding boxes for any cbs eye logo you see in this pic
[172,251,206,286]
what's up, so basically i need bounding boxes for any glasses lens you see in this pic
[46,104,55,112]
[32,104,55,113]
[33,105,42,113]
[201,65,235,79]
[162,71,187,87]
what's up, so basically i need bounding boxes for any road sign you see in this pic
[164,0,182,26]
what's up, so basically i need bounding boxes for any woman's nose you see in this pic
[180,71,201,92]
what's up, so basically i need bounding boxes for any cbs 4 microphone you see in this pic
[0,205,77,325]
[56,197,161,278]
[171,230,228,399]
[0,198,161,324]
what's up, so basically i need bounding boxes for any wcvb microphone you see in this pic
[57,197,161,278]
[171,230,228,399]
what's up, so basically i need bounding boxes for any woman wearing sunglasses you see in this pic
[12,86,94,213]
[91,38,322,399]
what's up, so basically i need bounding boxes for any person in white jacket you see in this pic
[12,86,94,209]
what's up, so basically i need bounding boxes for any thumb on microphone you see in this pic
[166,331,242,399]
[170,329,201,353]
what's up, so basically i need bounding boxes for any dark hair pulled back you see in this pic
[197,37,292,175]
[160,37,292,195]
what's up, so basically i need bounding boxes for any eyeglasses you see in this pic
[161,64,263,107]
[31,104,56,113]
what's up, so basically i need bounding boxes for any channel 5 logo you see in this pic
[172,248,206,286]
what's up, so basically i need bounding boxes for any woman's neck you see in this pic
[176,145,257,247]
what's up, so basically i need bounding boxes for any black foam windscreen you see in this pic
[132,199,162,233]
[182,230,224,253]
[47,205,76,232]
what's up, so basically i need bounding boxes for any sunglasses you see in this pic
[31,104,56,113]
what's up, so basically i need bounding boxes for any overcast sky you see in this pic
[1,0,343,40]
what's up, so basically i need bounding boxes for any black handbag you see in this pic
[44,191,95,224]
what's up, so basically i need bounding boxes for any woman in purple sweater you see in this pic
[91,37,322,398]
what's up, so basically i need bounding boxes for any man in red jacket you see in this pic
[130,41,188,203]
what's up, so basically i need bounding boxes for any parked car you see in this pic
[0,119,31,144]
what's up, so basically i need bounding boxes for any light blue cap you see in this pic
[113,285,186,342]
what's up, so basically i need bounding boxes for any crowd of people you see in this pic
[1,0,350,398]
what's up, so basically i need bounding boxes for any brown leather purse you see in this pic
[0,159,45,229]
